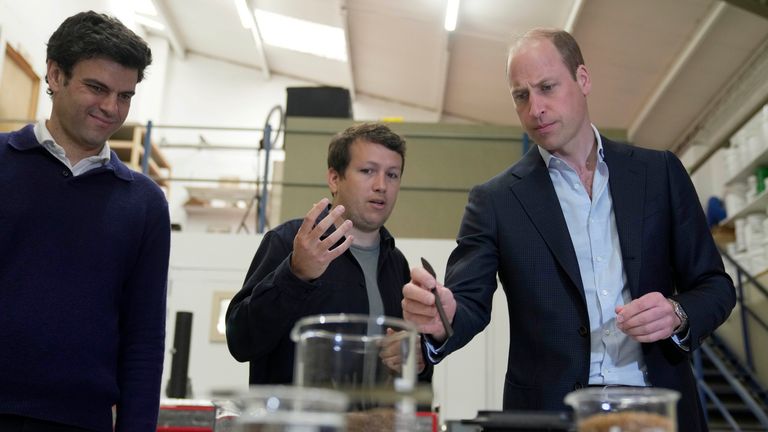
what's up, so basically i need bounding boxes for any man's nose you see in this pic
[528,93,545,118]
[373,173,387,192]
[99,93,119,116]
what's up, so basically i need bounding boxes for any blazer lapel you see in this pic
[509,148,585,299]
[603,139,645,298]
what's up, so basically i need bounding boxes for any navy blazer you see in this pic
[439,138,735,432]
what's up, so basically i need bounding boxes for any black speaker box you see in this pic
[166,311,193,398]
[286,86,352,118]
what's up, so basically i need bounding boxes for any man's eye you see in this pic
[387,172,400,180]
[513,93,527,103]
[541,83,554,92]
[119,93,133,102]
[87,84,105,93]
[360,168,373,175]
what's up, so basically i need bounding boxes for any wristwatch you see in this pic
[667,298,689,335]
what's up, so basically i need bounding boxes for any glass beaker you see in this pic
[234,385,348,432]
[564,387,680,432]
[212,399,241,432]
[290,314,419,432]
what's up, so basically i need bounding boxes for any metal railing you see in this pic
[692,247,768,429]
[718,248,768,370]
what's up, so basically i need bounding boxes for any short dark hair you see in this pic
[327,122,406,177]
[508,28,585,81]
[45,11,152,95]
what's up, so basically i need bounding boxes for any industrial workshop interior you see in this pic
[1,0,768,431]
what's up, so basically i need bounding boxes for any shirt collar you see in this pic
[17,121,132,182]
[537,124,605,168]
[33,120,112,164]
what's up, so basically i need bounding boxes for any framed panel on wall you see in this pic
[0,40,40,132]
[209,291,236,343]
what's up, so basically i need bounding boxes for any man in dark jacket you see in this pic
[402,28,734,432]
[226,122,429,385]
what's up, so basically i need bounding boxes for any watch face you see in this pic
[668,299,687,334]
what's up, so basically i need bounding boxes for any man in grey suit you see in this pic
[402,28,734,432]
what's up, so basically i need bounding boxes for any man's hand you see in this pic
[291,198,354,281]
[616,292,681,343]
[379,328,425,374]
[402,266,456,343]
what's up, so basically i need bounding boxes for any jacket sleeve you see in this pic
[115,193,171,432]
[225,230,317,362]
[666,151,736,351]
[436,183,500,361]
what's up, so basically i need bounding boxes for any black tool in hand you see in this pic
[420,257,454,339]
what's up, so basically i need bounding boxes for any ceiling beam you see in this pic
[244,0,271,79]
[723,0,768,20]
[153,0,187,59]
[434,32,452,119]
[564,0,586,33]
[674,36,768,172]
[628,1,726,142]
[339,0,356,99]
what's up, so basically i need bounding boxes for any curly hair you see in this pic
[45,10,152,95]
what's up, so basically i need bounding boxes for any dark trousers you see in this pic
[0,414,93,432]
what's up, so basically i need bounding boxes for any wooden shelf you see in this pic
[183,205,249,217]
[183,185,258,219]
[185,186,257,202]
[110,123,171,187]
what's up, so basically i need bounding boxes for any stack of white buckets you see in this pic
[723,104,768,282]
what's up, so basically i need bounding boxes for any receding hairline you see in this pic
[506,28,559,66]
[505,27,583,84]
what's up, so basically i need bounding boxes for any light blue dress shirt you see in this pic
[538,125,648,386]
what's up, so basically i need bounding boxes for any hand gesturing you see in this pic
[291,198,354,281]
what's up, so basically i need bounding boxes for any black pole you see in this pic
[166,311,193,398]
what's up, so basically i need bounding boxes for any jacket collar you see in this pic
[507,136,646,300]
[509,146,585,297]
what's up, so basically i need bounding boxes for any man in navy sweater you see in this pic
[0,11,170,432]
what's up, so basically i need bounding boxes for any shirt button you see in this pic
[604,329,611,336]
[596,256,603,262]
[601,290,608,296]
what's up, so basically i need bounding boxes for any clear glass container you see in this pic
[290,314,419,432]
[564,387,680,432]
[234,385,348,432]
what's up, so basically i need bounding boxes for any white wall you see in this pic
[164,233,255,399]
[166,232,509,422]
[684,146,729,208]
[0,0,155,121]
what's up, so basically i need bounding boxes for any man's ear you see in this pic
[327,168,340,196]
[46,60,65,94]
[575,64,591,96]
